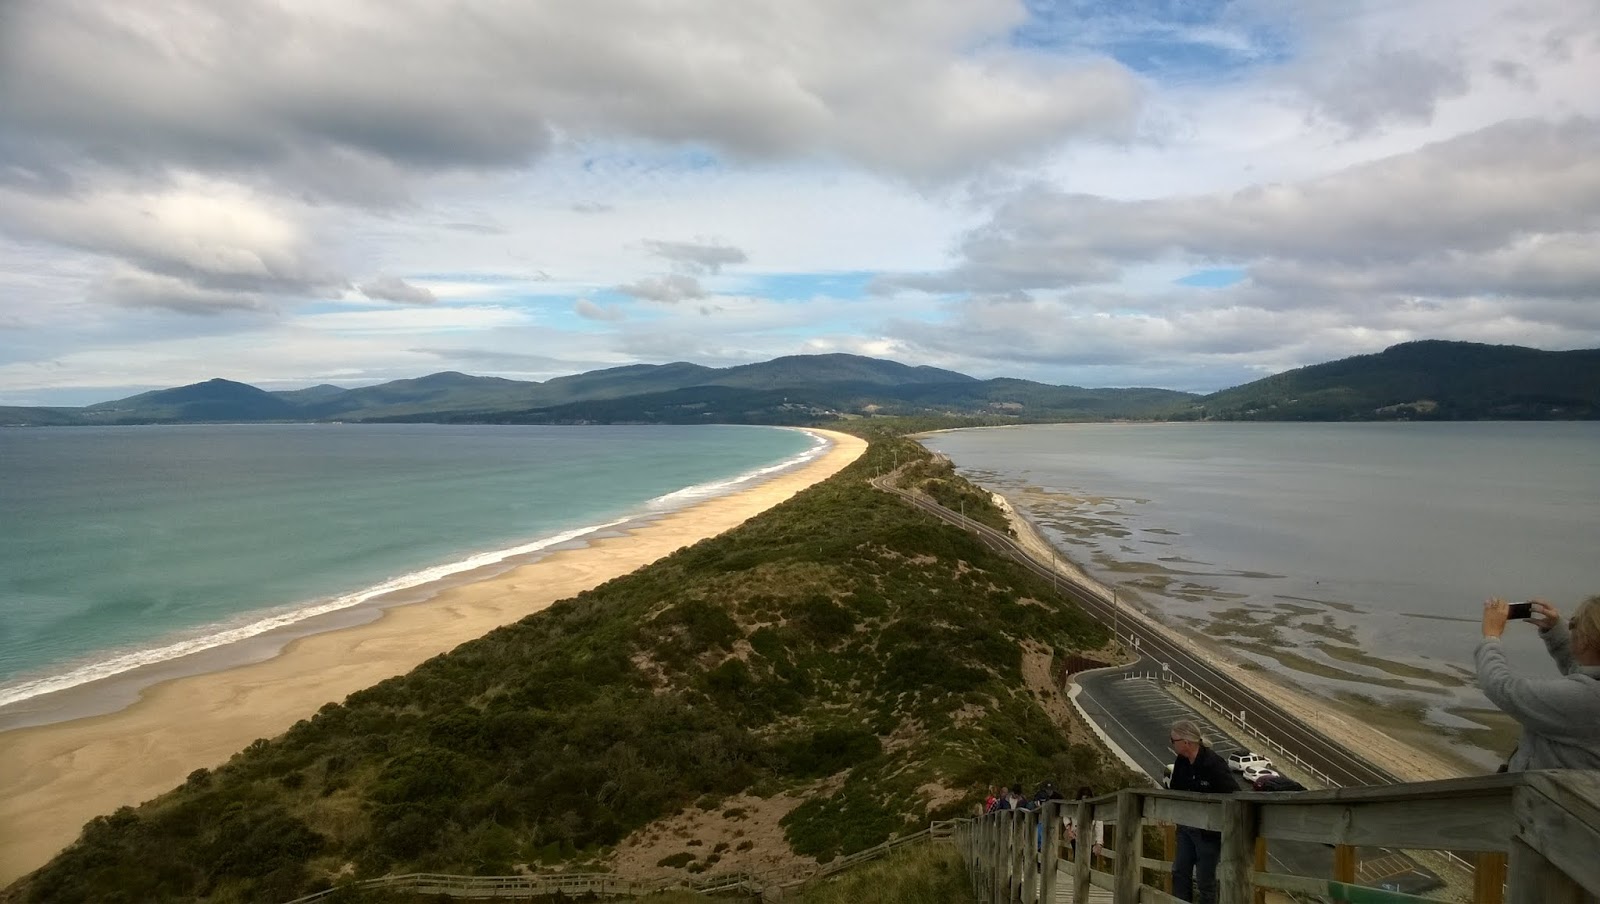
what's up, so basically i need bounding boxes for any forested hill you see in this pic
[5,342,1593,427]
[2,354,1192,425]
[5,435,1137,903]
[1183,341,1600,421]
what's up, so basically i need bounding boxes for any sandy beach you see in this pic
[0,429,866,885]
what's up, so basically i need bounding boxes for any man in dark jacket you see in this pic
[1167,719,1239,904]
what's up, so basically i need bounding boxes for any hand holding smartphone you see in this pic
[1506,601,1534,620]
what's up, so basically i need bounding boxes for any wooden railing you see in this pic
[282,870,768,902]
[284,820,958,903]
[955,770,1600,904]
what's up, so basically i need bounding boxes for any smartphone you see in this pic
[1507,602,1534,620]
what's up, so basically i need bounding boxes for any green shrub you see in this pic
[777,727,883,779]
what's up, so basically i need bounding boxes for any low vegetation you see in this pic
[894,453,1015,536]
[7,433,1137,903]
[784,842,972,904]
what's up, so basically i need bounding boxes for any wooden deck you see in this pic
[1051,863,1114,903]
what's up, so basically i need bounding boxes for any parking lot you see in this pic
[1073,661,1263,786]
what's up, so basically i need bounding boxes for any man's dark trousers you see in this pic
[1172,825,1221,904]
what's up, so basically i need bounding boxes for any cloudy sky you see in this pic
[2,0,1597,405]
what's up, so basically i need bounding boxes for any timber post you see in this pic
[1507,836,1584,904]
[1252,836,1268,904]
[1017,806,1030,896]
[1073,799,1093,904]
[1113,790,1143,904]
[1333,844,1357,885]
[1475,851,1506,904]
[1039,800,1061,903]
[1216,796,1255,904]
[1162,822,1177,894]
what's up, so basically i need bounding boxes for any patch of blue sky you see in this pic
[584,287,641,307]
[731,271,876,302]
[300,298,377,316]
[1009,0,1293,81]
[1175,267,1246,288]
[408,271,533,285]
[581,145,722,177]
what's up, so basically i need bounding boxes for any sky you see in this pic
[1,0,1598,406]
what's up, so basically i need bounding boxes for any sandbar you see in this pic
[0,429,866,885]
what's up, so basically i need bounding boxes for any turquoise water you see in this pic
[923,422,1600,715]
[0,424,818,707]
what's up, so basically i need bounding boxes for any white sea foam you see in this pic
[0,518,628,710]
[646,430,828,509]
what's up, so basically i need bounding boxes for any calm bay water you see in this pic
[0,424,817,709]
[923,422,1599,720]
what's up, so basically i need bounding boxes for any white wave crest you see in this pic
[0,518,628,709]
[646,431,828,509]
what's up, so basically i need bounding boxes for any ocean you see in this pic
[922,422,1599,731]
[0,423,819,716]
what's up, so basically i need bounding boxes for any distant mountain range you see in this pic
[2,342,1595,427]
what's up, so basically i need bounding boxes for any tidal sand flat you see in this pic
[924,422,1600,773]
[0,430,866,884]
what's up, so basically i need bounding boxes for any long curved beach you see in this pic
[0,429,866,884]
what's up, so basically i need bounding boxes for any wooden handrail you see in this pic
[953,770,1600,904]
[284,819,959,903]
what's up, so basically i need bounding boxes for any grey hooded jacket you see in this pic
[1475,621,1600,772]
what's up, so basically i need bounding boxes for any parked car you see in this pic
[1242,764,1279,783]
[1252,774,1307,793]
[1227,752,1272,773]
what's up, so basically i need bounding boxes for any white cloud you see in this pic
[574,298,626,322]
[900,118,1600,293]
[2,0,1599,403]
[1303,45,1470,135]
[358,276,437,305]
[296,305,530,334]
[642,239,747,275]
[615,274,706,303]
[94,266,272,314]
[0,0,1141,193]
[1250,233,1600,299]
[0,176,342,312]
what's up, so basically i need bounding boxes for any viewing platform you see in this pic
[954,769,1600,904]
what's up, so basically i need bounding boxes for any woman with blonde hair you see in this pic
[1477,595,1600,771]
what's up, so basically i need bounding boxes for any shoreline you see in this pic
[0,428,867,886]
[983,484,1472,783]
[0,428,828,726]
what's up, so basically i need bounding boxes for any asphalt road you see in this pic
[1075,662,1260,781]
[871,470,1398,788]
